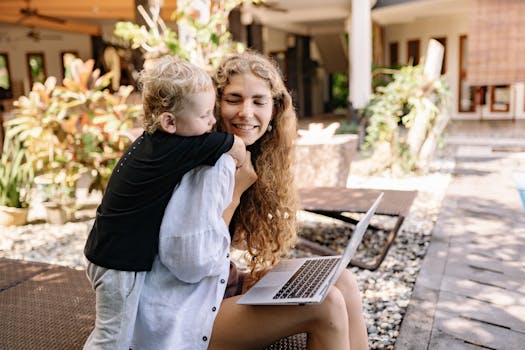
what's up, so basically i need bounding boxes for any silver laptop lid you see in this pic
[329,192,383,283]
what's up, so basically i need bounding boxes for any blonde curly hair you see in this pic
[214,51,298,279]
[139,55,214,133]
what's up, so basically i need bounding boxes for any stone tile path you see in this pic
[396,132,525,350]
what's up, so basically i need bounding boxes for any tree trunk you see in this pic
[406,106,430,160]
[417,109,450,172]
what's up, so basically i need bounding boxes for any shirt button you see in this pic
[202,336,208,342]
[212,306,217,312]
[226,253,230,258]
[220,279,225,284]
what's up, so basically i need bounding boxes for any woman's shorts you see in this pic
[224,262,246,299]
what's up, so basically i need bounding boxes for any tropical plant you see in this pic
[114,0,255,70]
[0,137,33,208]
[362,64,450,174]
[5,57,142,203]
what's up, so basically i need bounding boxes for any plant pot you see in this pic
[43,202,73,225]
[0,205,29,226]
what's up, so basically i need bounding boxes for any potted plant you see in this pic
[0,138,34,226]
[362,63,450,175]
[34,173,77,224]
[5,58,141,223]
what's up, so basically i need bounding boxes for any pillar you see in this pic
[349,0,372,111]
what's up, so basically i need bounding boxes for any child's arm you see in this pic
[226,135,247,168]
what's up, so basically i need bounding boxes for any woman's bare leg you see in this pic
[334,269,369,350]
[209,287,350,350]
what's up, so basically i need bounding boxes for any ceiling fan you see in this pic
[25,28,62,42]
[17,0,66,24]
[12,27,62,42]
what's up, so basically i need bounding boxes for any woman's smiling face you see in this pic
[220,73,273,146]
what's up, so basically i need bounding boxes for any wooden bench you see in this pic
[298,187,417,270]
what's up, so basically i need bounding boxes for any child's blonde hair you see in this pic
[139,56,214,133]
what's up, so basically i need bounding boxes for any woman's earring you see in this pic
[267,124,273,132]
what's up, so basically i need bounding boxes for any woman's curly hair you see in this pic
[213,51,298,279]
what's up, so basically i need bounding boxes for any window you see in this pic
[0,53,12,100]
[26,52,46,88]
[432,37,447,74]
[458,35,476,112]
[389,42,399,67]
[407,39,420,65]
[490,85,510,112]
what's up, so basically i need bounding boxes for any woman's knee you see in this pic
[336,269,360,296]
[314,287,348,329]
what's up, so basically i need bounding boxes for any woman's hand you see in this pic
[222,151,257,225]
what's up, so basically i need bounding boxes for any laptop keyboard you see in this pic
[273,258,340,299]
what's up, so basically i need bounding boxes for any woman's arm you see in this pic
[159,155,235,283]
[222,151,257,225]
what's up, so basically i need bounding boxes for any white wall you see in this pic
[0,25,92,105]
[382,14,525,120]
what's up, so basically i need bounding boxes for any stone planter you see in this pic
[294,134,358,188]
[0,205,29,226]
[43,202,74,225]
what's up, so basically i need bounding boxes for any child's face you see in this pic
[220,73,273,146]
[175,88,217,136]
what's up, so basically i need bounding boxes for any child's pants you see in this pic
[83,262,146,350]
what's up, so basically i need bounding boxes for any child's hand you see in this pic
[228,135,247,168]
[234,151,257,196]
[235,150,247,169]
[223,151,257,225]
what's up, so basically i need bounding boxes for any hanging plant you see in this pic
[113,0,255,71]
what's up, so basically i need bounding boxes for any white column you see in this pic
[349,0,372,110]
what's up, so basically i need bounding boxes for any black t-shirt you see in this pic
[84,130,234,271]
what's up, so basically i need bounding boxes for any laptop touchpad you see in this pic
[255,272,291,287]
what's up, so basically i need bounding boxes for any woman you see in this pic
[209,51,369,350]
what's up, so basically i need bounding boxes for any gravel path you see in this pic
[0,158,453,349]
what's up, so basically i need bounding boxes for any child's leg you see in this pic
[83,262,146,350]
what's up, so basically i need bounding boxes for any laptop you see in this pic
[237,192,383,305]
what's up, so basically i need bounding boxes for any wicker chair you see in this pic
[265,333,308,350]
[0,258,307,349]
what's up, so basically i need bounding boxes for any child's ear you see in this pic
[159,112,177,134]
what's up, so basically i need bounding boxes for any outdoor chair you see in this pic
[0,257,307,349]
[297,187,417,270]
[0,258,95,349]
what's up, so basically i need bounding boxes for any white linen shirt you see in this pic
[131,154,235,350]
